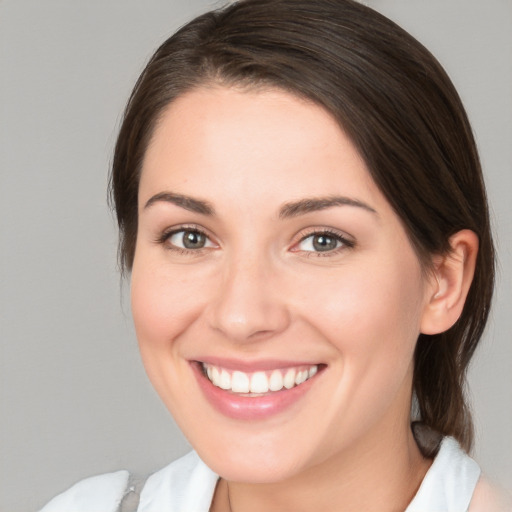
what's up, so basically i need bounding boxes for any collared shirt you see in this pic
[39,436,481,512]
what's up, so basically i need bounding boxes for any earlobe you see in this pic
[420,230,479,335]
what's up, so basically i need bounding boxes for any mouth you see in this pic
[201,362,320,396]
[192,360,325,420]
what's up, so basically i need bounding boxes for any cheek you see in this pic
[130,260,209,356]
[295,254,426,365]
[129,259,215,417]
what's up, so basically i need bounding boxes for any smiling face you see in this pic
[131,86,435,483]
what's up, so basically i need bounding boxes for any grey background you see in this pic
[0,1,510,511]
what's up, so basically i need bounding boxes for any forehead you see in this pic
[139,86,382,212]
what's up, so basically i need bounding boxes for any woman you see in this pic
[40,0,505,510]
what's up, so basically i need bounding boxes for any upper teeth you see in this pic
[203,363,318,394]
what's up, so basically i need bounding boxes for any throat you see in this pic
[209,429,433,512]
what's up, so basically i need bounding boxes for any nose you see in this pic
[206,255,291,343]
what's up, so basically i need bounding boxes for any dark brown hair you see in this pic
[110,0,494,451]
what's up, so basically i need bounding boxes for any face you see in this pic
[132,86,434,483]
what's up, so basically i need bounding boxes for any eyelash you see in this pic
[156,226,355,257]
[156,225,213,256]
[294,228,355,257]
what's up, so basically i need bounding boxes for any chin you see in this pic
[201,447,306,484]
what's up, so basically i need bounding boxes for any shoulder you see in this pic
[38,470,130,512]
[38,452,219,512]
[407,437,481,511]
[408,435,512,512]
[469,476,512,512]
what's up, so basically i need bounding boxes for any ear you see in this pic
[420,229,479,335]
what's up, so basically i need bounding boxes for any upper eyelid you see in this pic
[157,224,216,246]
[161,224,211,238]
[157,227,218,256]
[294,226,354,244]
[292,228,356,254]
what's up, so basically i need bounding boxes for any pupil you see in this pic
[313,235,337,251]
[183,231,205,249]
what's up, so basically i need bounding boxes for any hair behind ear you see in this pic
[414,229,491,452]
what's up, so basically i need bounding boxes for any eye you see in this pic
[160,228,216,252]
[294,230,354,254]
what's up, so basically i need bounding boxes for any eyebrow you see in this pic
[144,191,377,218]
[144,192,215,215]
[279,196,377,218]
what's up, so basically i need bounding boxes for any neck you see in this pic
[212,418,431,512]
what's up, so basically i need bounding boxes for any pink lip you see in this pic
[191,361,323,421]
[197,356,319,372]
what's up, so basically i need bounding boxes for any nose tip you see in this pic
[206,262,290,343]
[212,312,278,342]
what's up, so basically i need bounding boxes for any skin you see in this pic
[131,86,476,511]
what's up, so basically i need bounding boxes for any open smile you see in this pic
[192,360,325,420]
[201,362,319,395]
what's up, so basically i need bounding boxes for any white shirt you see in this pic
[39,436,481,512]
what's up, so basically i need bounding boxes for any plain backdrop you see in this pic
[0,1,511,510]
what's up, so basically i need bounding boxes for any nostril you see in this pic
[206,287,291,343]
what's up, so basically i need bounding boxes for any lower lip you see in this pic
[191,362,321,421]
